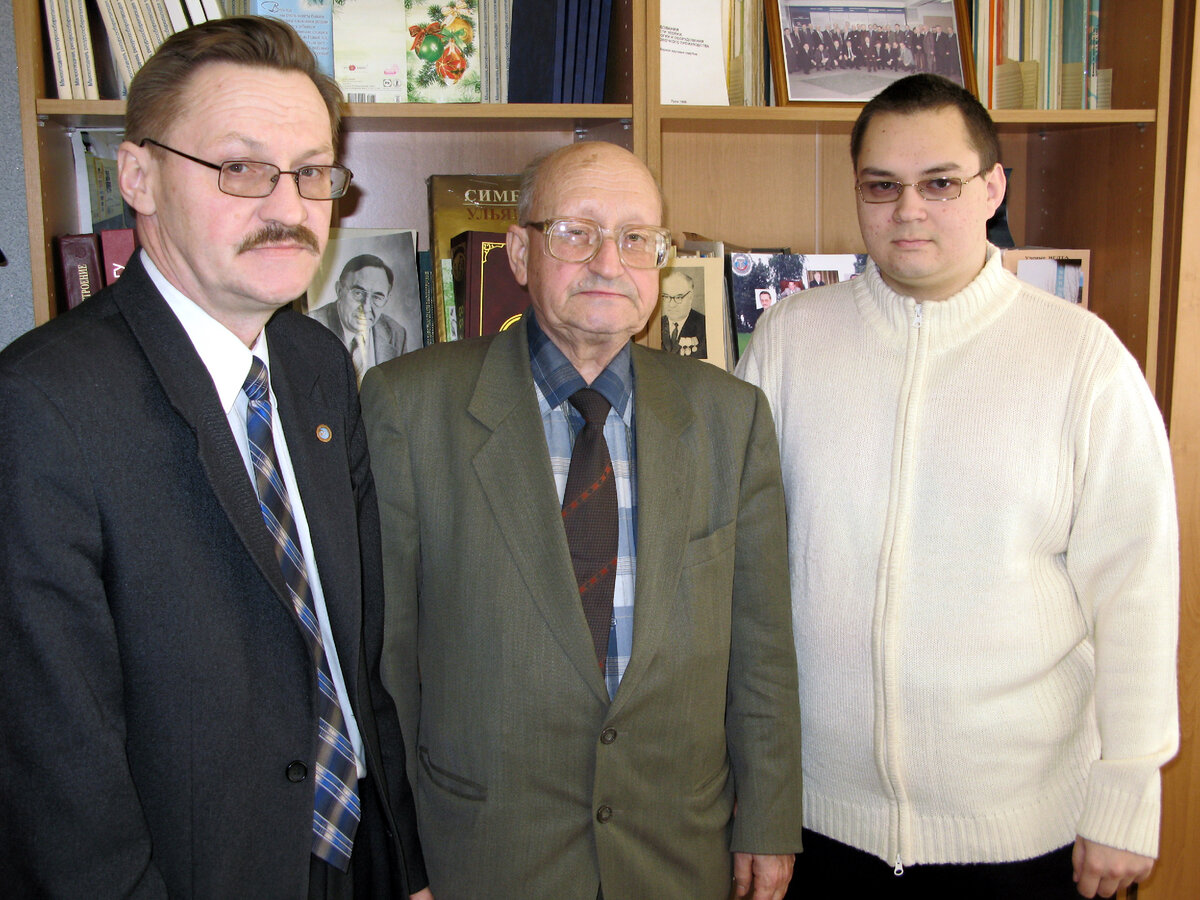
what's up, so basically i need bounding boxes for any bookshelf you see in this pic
[14,0,1176,391]
[8,0,1198,896]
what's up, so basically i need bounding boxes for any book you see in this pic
[440,257,459,339]
[42,0,72,98]
[71,0,102,99]
[59,0,85,99]
[121,0,158,62]
[181,0,205,25]
[427,174,521,340]
[508,0,565,102]
[92,0,139,94]
[1002,247,1090,307]
[332,0,409,104]
[406,0,481,103]
[450,230,529,339]
[417,248,437,346]
[303,228,424,366]
[71,130,135,235]
[158,0,189,33]
[99,227,137,285]
[55,233,103,312]
[660,0,728,106]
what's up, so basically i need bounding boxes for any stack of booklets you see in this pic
[976,0,1108,110]
[508,0,613,102]
[42,0,221,100]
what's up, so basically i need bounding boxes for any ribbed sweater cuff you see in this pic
[1076,769,1161,858]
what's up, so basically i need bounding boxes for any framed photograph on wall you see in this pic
[767,0,977,105]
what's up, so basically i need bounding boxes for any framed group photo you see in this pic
[767,0,976,105]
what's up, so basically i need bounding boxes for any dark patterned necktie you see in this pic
[562,388,618,669]
[243,357,361,871]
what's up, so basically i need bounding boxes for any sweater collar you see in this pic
[855,244,1019,349]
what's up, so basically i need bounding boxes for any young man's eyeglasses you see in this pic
[855,170,986,204]
[523,217,672,269]
[140,138,353,200]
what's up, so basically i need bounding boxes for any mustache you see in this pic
[572,275,637,299]
[237,222,321,254]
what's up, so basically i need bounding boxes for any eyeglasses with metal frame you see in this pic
[139,138,354,200]
[855,170,986,204]
[522,217,672,269]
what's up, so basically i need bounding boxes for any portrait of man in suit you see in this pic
[311,253,408,383]
[0,17,429,900]
[361,141,802,900]
[659,267,707,358]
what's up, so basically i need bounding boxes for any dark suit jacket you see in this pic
[0,255,425,897]
[312,302,408,363]
[661,307,707,358]
[360,317,802,899]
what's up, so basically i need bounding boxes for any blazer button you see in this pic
[600,727,618,745]
[596,805,613,823]
[286,760,308,782]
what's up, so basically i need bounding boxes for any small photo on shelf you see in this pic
[767,0,976,105]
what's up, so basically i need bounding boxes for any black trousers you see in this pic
[787,829,1079,899]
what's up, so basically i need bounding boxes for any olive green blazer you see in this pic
[361,317,802,899]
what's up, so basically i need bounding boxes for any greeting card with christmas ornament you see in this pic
[406,0,482,102]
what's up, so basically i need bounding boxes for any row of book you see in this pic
[43,0,222,100]
[43,0,615,105]
[974,0,1109,110]
[55,228,136,311]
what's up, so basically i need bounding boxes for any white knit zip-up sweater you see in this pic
[736,247,1179,868]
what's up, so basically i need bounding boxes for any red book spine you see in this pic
[55,233,102,313]
[99,227,137,285]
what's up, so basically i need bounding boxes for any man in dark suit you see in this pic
[361,142,802,899]
[311,254,409,384]
[660,268,707,358]
[0,17,429,900]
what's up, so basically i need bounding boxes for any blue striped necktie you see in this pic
[243,357,361,871]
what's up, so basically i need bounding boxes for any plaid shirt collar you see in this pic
[526,312,633,418]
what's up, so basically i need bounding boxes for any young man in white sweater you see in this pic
[736,73,1179,899]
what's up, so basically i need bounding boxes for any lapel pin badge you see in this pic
[316,424,332,443]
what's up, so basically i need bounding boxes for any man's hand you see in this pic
[1072,836,1154,898]
[732,852,794,900]
[410,888,434,900]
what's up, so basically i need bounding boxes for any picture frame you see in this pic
[766,0,977,105]
[650,256,734,372]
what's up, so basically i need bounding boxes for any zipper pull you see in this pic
[894,854,904,876]
[913,302,923,328]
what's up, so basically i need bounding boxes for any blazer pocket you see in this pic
[681,519,735,569]
[419,746,488,802]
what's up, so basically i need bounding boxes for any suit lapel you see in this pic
[268,318,362,683]
[609,347,695,711]
[468,322,610,702]
[112,258,308,633]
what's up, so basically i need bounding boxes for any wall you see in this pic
[0,0,34,348]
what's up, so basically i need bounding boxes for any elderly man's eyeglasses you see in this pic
[523,217,672,269]
[855,171,985,204]
[140,138,354,200]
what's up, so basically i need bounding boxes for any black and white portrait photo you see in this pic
[305,228,421,384]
